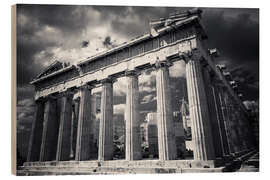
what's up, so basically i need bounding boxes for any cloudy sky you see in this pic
[16,4,259,159]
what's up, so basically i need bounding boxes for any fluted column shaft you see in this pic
[125,71,142,160]
[98,79,114,161]
[218,88,234,154]
[185,55,215,160]
[212,84,230,156]
[201,67,223,158]
[56,92,73,161]
[70,103,75,159]
[75,85,96,161]
[39,97,58,161]
[223,92,239,153]
[231,102,243,151]
[71,99,80,159]
[156,62,176,160]
[91,94,98,146]
[27,100,44,162]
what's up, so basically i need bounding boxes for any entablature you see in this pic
[34,36,198,100]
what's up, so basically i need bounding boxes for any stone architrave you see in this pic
[39,97,58,161]
[125,70,142,160]
[56,91,73,161]
[75,85,96,161]
[27,99,44,162]
[185,52,215,160]
[155,61,177,161]
[98,78,114,161]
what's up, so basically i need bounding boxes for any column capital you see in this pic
[100,77,117,84]
[154,60,173,70]
[125,69,141,77]
[35,97,46,103]
[182,49,202,63]
[73,96,80,102]
[58,89,75,98]
[44,94,58,101]
[180,51,193,61]
[79,84,94,90]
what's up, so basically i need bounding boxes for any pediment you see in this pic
[34,61,66,80]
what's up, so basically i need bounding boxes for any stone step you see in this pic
[17,166,225,176]
[223,150,259,172]
[18,150,257,175]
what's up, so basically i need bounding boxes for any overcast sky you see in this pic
[16,4,259,158]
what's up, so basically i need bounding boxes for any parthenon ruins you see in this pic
[19,8,258,175]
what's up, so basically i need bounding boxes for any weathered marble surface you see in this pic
[125,71,142,160]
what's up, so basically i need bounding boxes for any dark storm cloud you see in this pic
[16,39,56,86]
[202,8,259,67]
[91,6,189,38]
[17,4,85,87]
[17,98,35,134]
[17,85,35,102]
[17,4,91,36]
[200,8,259,100]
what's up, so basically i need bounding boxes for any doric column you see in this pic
[70,103,75,159]
[238,110,249,150]
[39,97,58,161]
[218,87,234,154]
[155,61,177,160]
[75,85,96,161]
[231,103,243,152]
[70,98,80,159]
[201,66,224,158]
[91,94,98,146]
[98,78,114,161]
[223,92,238,153]
[125,70,142,160]
[56,91,73,161]
[212,83,230,156]
[185,53,215,160]
[27,99,44,162]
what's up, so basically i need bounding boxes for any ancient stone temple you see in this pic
[19,8,257,175]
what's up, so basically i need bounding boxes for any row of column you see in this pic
[27,55,214,162]
[196,55,254,158]
[26,80,115,162]
[27,50,252,163]
[185,50,253,160]
[26,63,177,162]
